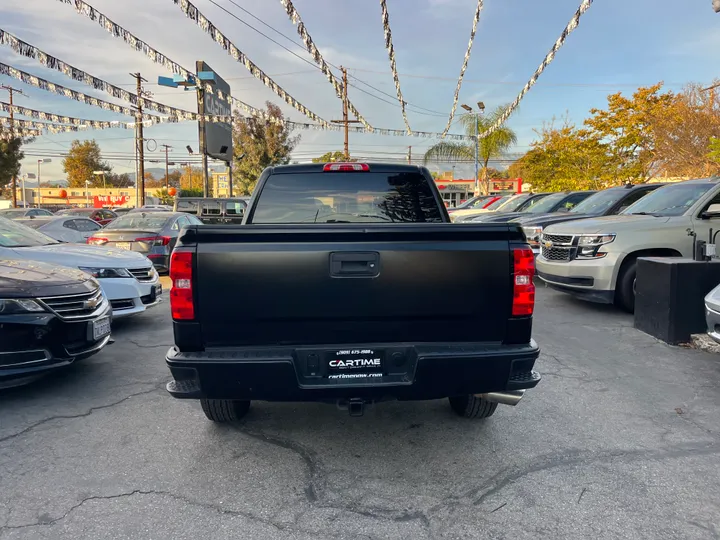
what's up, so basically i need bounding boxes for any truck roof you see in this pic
[266,163,429,174]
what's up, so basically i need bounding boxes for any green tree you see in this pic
[105,172,133,188]
[509,120,616,192]
[311,151,355,163]
[423,104,517,194]
[62,140,111,188]
[0,132,24,195]
[154,189,174,205]
[584,83,676,181]
[232,102,300,196]
[709,137,720,166]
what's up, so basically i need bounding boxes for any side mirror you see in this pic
[701,203,720,219]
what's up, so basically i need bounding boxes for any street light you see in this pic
[461,103,485,196]
[92,170,106,190]
[22,172,36,208]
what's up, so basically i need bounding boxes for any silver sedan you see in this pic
[15,216,103,244]
[704,283,720,344]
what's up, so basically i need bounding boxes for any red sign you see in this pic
[94,195,130,208]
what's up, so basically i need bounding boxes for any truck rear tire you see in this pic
[200,399,250,422]
[448,395,498,418]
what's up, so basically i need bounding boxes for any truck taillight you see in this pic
[322,163,370,172]
[170,251,194,320]
[512,248,535,316]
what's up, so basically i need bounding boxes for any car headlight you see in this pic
[0,298,45,314]
[522,226,543,246]
[78,267,132,279]
[576,234,615,259]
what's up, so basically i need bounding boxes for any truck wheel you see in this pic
[616,259,637,313]
[448,395,498,418]
[200,399,250,422]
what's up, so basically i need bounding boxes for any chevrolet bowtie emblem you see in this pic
[83,297,100,309]
[543,240,553,249]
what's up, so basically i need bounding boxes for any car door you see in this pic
[691,188,720,255]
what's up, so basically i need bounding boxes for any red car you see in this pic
[56,208,118,226]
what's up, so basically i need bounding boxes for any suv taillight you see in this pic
[170,251,194,320]
[322,163,369,172]
[512,248,535,316]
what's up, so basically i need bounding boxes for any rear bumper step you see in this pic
[165,341,540,402]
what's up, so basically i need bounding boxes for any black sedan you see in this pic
[87,211,203,273]
[0,259,112,388]
[468,191,595,223]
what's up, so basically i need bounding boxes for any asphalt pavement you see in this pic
[1,282,719,539]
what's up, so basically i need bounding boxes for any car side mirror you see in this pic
[701,203,720,219]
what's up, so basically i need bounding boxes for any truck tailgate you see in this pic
[191,224,515,347]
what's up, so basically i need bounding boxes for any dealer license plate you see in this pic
[326,348,384,380]
[92,317,111,340]
[115,242,131,250]
[154,283,162,296]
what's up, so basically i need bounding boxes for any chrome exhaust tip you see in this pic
[475,390,525,406]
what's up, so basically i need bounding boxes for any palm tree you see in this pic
[424,104,517,194]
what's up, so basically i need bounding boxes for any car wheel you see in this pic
[616,259,637,313]
[200,399,250,422]
[448,395,498,419]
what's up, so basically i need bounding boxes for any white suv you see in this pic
[536,178,720,312]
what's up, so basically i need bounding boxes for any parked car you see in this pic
[165,162,541,423]
[174,197,248,225]
[470,191,595,224]
[0,258,112,388]
[447,195,501,213]
[451,193,549,223]
[111,207,134,216]
[0,208,53,219]
[16,216,103,244]
[518,183,665,254]
[56,208,118,226]
[89,211,203,273]
[704,283,720,344]
[537,178,720,313]
[0,216,162,318]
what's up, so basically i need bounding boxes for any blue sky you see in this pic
[1,0,718,182]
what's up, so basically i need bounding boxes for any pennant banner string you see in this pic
[441,0,484,137]
[172,0,329,127]
[379,0,411,134]
[0,101,163,129]
[478,0,593,139]
[278,0,372,131]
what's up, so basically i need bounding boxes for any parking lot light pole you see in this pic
[85,180,90,208]
[461,102,486,196]
[92,171,106,190]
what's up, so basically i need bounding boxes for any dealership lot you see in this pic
[1,284,719,540]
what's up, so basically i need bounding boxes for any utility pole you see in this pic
[407,146,412,164]
[131,72,147,206]
[195,61,210,197]
[2,85,26,208]
[161,144,172,190]
[331,66,361,160]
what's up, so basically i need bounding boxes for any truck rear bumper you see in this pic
[165,341,541,402]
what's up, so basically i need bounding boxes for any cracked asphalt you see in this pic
[1,280,720,539]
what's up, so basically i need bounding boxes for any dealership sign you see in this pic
[94,195,130,208]
[198,60,232,163]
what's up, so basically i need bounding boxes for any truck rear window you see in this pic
[251,172,443,223]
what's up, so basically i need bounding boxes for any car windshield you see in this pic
[57,209,93,216]
[524,193,568,214]
[485,196,509,210]
[104,214,171,230]
[496,194,533,212]
[252,171,443,223]
[455,196,487,210]
[0,216,59,247]
[570,189,625,214]
[621,182,715,217]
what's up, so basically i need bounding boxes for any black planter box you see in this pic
[634,257,720,344]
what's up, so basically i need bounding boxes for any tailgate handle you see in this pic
[330,252,380,277]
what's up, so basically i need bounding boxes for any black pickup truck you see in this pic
[165,163,540,422]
